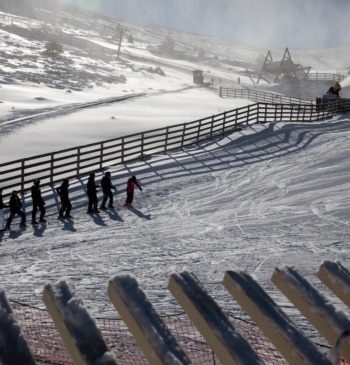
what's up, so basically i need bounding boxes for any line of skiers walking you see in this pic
[0,173,142,231]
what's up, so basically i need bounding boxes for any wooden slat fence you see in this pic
[307,72,346,82]
[0,93,344,199]
[219,87,313,104]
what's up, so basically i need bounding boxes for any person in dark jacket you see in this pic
[56,178,72,218]
[100,171,116,209]
[87,173,100,213]
[31,179,46,224]
[124,175,142,207]
[0,187,9,231]
[6,190,26,229]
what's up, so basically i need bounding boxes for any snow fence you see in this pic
[2,260,350,364]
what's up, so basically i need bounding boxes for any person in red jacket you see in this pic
[124,175,142,207]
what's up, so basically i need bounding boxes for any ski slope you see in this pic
[2,115,350,344]
[1,2,350,349]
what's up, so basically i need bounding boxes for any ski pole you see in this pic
[141,190,151,217]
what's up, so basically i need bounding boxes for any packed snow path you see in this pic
[1,118,350,343]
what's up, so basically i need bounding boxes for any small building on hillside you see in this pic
[193,70,204,84]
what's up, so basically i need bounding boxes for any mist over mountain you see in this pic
[0,0,349,93]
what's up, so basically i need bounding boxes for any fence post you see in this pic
[77,148,81,177]
[121,137,125,163]
[222,112,226,134]
[181,124,187,149]
[256,104,260,124]
[210,115,214,139]
[164,127,169,153]
[297,105,301,121]
[50,154,54,185]
[99,142,103,170]
[197,120,202,144]
[21,160,25,193]
[279,104,283,121]
[141,132,145,158]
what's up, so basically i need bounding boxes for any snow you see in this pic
[0,3,350,352]
[0,83,252,162]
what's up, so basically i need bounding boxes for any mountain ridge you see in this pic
[0,0,349,94]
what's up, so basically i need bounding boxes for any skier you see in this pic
[6,190,26,229]
[0,187,9,231]
[31,179,46,224]
[56,178,72,218]
[87,173,100,213]
[100,171,116,209]
[124,175,142,207]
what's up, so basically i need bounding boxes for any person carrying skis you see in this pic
[6,190,26,229]
[124,175,142,207]
[100,171,116,209]
[0,187,9,231]
[87,173,100,213]
[31,179,46,224]
[56,178,72,218]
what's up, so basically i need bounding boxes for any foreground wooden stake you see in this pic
[0,289,36,365]
[108,274,191,365]
[43,280,117,365]
[223,270,332,365]
[168,271,265,365]
[318,260,350,308]
[272,266,350,360]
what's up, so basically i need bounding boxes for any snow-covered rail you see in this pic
[1,260,349,365]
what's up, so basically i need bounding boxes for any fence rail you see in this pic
[219,87,314,104]
[307,72,346,82]
[0,90,345,199]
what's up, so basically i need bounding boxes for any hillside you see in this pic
[1,1,350,359]
[0,0,349,96]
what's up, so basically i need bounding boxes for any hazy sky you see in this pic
[59,0,350,49]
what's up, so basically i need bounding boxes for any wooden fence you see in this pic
[0,93,341,199]
[219,87,313,104]
[2,260,350,365]
[307,72,346,82]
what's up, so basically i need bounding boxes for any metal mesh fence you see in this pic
[12,300,327,365]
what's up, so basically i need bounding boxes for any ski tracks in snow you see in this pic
[1,121,350,332]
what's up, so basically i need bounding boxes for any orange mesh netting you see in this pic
[11,300,327,365]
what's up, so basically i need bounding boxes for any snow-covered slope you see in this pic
[0,0,350,349]
[2,117,350,346]
[0,0,349,95]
